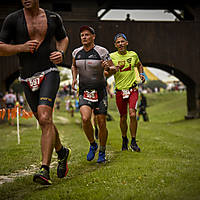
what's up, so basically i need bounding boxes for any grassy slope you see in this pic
[0,91,200,200]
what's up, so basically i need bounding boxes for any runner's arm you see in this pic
[50,36,69,64]
[0,40,39,56]
[0,13,39,56]
[56,36,69,53]
[136,61,145,83]
[71,58,78,90]
[103,60,119,78]
[106,83,114,98]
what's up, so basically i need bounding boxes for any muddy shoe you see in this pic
[130,142,141,152]
[33,168,52,185]
[57,148,71,178]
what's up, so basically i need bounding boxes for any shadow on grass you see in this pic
[0,122,36,128]
[170,118,199,124]
[17,123,36,127]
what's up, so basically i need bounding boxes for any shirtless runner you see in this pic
[0,0,71,185]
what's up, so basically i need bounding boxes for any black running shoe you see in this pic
[33,168,52,185]
[122,138,129,151]
[57,148,71,178]
[130,142,141,152]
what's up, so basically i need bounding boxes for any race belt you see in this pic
[83,89,98,102]
[116,82,138,99]
[19,68,59,92]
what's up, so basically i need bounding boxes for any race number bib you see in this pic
[83,90,98,102]
[27,73,45,92]
[122,90,130,99]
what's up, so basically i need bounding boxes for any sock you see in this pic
[122,136,128,141]
[99,146,106,152]
[131,137,136,144]
[90,141,97,146]
[41,165,49,172]
[56,146,66,159]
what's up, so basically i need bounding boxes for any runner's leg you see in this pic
[120,115,128,137]
[116,91,128,137]
[129,108,137,138]
[37,105,55,166]
[33,112,62,152]
[129,89,139,138]
[80,105,94,143]
[53,125,63,152]
[97,114,107,146]
[129,89,140,151]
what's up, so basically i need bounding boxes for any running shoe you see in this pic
[87,143,98,161]
[57,147,71,178]
[95,127,99,140]
[97,151,106,163]
[33,168,52,185]
[122,138,129,151]
[130,142,141,152]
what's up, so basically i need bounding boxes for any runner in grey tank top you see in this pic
[71,25,117,164]
[72,45,111,91]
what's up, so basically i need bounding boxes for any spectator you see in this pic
[18,94,25,107]
[137,93,149,121]
[0,92,5,109]
[3,89,17,125]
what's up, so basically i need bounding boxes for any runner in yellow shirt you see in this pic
[110,33,145,152]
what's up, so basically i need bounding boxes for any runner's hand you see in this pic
[104,70,109,77]
[49,51,63,64]
[101,60,110,71]
[115,65,120,72]
[72,79,77,91]
[23,40,39,53]
[139,74,145,83]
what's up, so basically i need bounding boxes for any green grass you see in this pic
[0,91,200,200]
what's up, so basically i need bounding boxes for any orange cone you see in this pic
[2,109,6,120]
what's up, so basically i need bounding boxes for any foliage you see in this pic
[143,80,167,91]
[58,67,70,82]
[10,79,24,94]
[60,72,69,82]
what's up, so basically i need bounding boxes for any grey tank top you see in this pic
[72,45,111,91]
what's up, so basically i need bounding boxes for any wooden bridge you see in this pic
[0,0,199,118]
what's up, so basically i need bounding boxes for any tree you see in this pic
[11,79,24,94]
[143,80,167,91]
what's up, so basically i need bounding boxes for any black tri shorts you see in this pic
[79,87,108,115]
[22,71,60,113]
